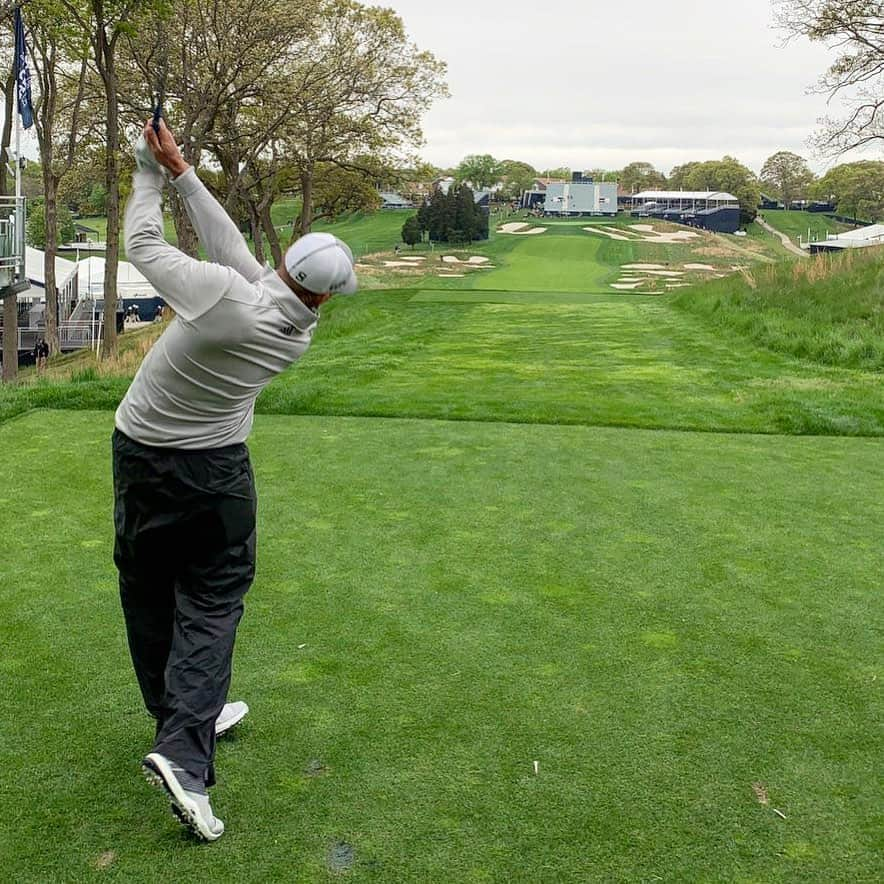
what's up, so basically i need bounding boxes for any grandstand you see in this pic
[631,191,739,212]
[631,190,741,233]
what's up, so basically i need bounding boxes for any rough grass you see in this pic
[672,246,884,372]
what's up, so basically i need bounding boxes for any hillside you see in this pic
[757,209,856,246]
[672,245,884,371]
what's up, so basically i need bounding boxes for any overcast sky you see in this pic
[386,0,874,175]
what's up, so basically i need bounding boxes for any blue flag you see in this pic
[14,8,34,130]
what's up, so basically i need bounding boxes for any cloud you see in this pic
[388,0,880,173]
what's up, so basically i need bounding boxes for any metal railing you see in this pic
[0,195,27,291]
[0,320,103,353]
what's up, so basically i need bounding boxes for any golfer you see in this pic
[113,119,357,841]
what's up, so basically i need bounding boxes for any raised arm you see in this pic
[144,120,262,282]
[124,167,244,323]
[171,168,263,283]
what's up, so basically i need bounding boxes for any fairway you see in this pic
[409,289,653,305]
[1,410,881,882]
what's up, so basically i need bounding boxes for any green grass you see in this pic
[1,409,882,882]
[673,246,884,372]
[72,206,415,264]
[3,207,883,880]
[758,211,855,246]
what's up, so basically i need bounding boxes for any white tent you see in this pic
[809,223,884,252]
[78,256,158,299]
[23,246,78,301]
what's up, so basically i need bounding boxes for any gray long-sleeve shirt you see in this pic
[115,166,319,449]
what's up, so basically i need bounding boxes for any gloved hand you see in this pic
[135,134,164,175]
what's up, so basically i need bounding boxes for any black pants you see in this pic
[112,429,256,789]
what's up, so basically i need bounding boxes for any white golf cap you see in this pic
[284,232,358,296]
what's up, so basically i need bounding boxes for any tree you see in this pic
[119,0,317,258]
[585,168,619,183]
[60,0,161,357]
[455,154,500,190]
[760,151,816,206]
[498,159,536,201]
[27,200,76,247]
[677,156,761,222]
[776,1,884,155]
[416,184,487,243]
[618,161,666,193]
[401,214,421,247]
[0,6,16,382]
[280,0,447,238]
[539,167,569,180]
[29,0,89,353]
[667,161,701,190]
[812,160,884,219]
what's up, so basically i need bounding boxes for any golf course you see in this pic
[1,214,881,882]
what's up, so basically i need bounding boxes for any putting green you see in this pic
[469,231,636,293]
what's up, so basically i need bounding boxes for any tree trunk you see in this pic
[248,201,264,264]
[43,161,60,354]
[260,201,282,266]
[100,27,119,358]
[2,294,18,382]
[169,189,199,257]
[1,70,16,381]
[299,169,314,237]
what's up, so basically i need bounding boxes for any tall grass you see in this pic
[672,246,884,371]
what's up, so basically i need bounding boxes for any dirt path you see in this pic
[757,217,808,258]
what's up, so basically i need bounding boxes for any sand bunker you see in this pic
[584,227,630,241]
[622,263,666,270]
[397,255,426,262]
[587,224,701,245]
[626,225,701,244]
[438,273,465,278]
[499,222,546,235]
[442,255,492,265]
[683,263,715,271]
[636,269,684,277]
[665,283,691,288]
[383,260,425,267]
[610,282,645,290]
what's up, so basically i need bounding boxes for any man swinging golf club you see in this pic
[113,119,357,841]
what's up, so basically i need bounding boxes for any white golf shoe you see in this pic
[142,752,224,842]
[215,701,249,737]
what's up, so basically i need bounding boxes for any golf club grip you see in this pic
[152,104,162,135]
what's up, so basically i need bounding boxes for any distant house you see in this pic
[379,191,413,210]
[759,194,783,210]
[74,222,99,243]
[807,223,884,254]
[434,176,456,195]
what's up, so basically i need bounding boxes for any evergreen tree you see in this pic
[402,215,422,247]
